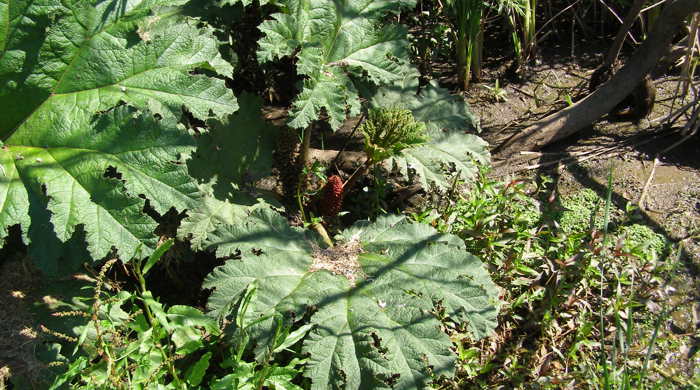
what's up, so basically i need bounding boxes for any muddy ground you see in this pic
[455,42,700,380]
[473,50,700,251]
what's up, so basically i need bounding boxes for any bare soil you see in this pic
[0,257,43,388]
[457,44,700,379]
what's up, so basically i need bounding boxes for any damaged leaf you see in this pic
[203,208,499,389]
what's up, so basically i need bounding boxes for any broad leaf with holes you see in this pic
[203,208,499,389]
[394,129,489,191]
[1,105,199,265]
[219,0,274,5]
[257,0,416,130]
[187,93,277,198]
[0,0,236,267]
[177,192,275,252]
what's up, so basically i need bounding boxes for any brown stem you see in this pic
[603,0,646,68]
[497,0,700,158]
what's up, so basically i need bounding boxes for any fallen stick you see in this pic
[638,156,660,209]
[519,130,667,171]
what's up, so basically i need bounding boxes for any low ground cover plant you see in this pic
[46,242,308,389]
[412,168,686,388]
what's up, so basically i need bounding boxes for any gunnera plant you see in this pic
[201,208,500,389]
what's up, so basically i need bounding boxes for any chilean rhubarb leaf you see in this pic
[177,193,276,252]
[257,0,416,130]
[203,208,499,389]
[0,0,236,265]
[219,0,274,6]
[187,93,277,197]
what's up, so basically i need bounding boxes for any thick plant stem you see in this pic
[509,13,522,62]
[451,0,482,90]
[468,3,482,83]
[456,32,471,90]
[511,0,536,65]
[311,222,334,248]
[472,24,483,81]
[524,0,536,61]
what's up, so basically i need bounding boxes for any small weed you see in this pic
[482,79,508,102]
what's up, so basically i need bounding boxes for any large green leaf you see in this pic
[187,93,277,197]
[1,0,236,136]
[362,75,489,190]
[0,105,197,262]
[177,194,276,252]
[302,277,454,390]
[364,74,481,134]
[257,0,416,130]
[219,0,274,5]
[203,208,499,389]
[0,0,236,265]
[345,216,499,339]
[180,92,281,249]
[394,132,489,191]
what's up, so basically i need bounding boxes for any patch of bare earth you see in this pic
[470,56,700,255]
[0,259,44,387]
[310,240,365,286]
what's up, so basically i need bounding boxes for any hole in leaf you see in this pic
[383,373,400,387]
[251,248,264,256]
[103,166,123,181]
[370,332,388,356]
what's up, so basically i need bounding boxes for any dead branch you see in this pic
[496,0,700,159]
[603,0,646,67]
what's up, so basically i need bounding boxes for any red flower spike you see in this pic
[320,175,344,217]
